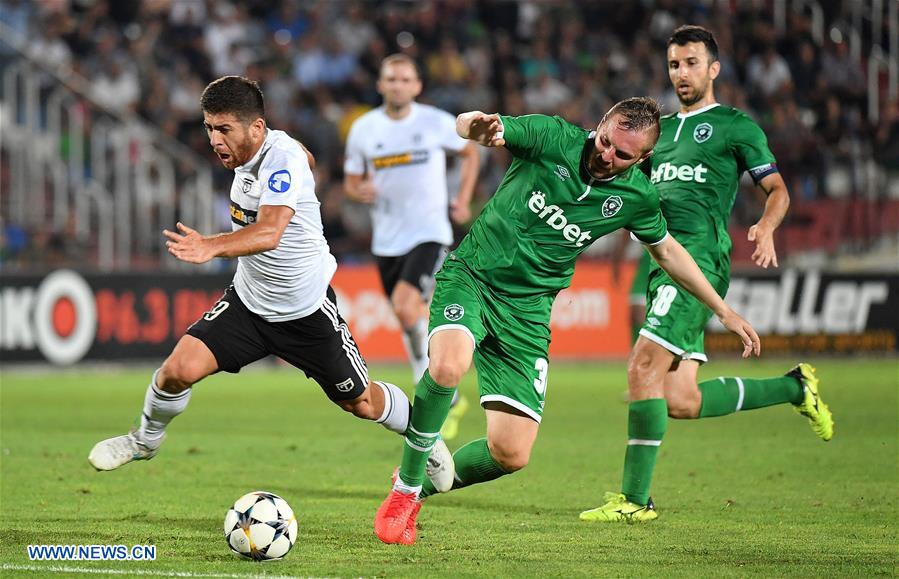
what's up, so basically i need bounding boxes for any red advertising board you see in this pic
[3,266,895,366]
[0,264,635,365]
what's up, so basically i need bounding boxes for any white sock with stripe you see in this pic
[374,381,411,434]
[137,369,191,448]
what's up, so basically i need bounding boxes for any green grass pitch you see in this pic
[1,359,896,577]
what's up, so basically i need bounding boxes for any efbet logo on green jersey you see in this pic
[650,162,709,185]
[528,191,593,247]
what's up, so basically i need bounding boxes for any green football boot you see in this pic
[787,363,834,441]
[579,492,658,523]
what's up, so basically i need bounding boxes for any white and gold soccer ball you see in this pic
[223,491,298,561]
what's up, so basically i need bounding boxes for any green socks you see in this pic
[617,375,804,505]
[420,437,509,499]
[399,371,456,487]
[699,375,803,418]
[621,398,668,506]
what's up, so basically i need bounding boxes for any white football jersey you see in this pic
[230,129,336,322]
[344,103,468,257]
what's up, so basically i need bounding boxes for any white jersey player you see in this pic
[344,55,479,438]
[88,76,453,493]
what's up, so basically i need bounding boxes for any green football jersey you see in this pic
[649,103,777,276]
[451,114,668,303]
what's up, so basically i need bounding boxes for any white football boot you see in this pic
[426,436,455,493]
[88,430,162,471]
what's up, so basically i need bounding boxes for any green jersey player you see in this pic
[580,26,834,524]
[374,97,762,545]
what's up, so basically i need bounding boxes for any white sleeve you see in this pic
[437,110,468,152]
[343,121,366,176]
[258,146,306,208]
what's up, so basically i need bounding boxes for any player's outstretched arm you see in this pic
[163,204,295,263]
[344,173,377,204]
[450,142,479,224]
[456,111,506,147]
[748,172,790,269]
[646,235,761,358]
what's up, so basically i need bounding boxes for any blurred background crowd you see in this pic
[1,0,897,271]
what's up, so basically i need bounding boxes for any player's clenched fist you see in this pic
[456,111,506,147]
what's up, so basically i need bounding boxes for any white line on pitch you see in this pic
[0,563,304,579]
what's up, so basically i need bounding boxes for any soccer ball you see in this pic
[223,491,298,561]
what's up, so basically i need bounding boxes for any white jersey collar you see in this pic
[676,102,720,119]
[380,102,419,123]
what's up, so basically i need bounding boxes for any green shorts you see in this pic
[428,259,551,422]
[639,265,729,363]
[629,251,652,306]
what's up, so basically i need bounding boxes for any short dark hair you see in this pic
[380,53,421,80]
[604,96,661,143]
[200,76,265,123]
[668,25,719,62]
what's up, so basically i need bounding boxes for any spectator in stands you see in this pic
[820,38,866,107]
[746,35,792,104]
[6,0,894,269]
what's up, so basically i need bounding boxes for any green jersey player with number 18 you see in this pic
[580,26,834,524]
[373,97,763,545]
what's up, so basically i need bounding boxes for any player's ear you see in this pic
[250,117,265,138]
[709,60,721,80]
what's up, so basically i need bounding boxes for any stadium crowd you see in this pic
[1,0,897,267]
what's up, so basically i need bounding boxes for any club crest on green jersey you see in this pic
[602,195,623,218]
[444,304,464,321]
[693,122,713,143]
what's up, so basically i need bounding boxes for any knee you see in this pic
[393,302,420,329]
[158,359,204,393]
[666,390,701,419]
[427,356,466,387]
[626,351,655,389]
[487,438,530,473]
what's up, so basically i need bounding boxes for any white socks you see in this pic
[402,318,430,383]
[394,478,422,497]
[138,369,192,448]
[374,380,412,434]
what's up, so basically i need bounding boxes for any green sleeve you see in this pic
[500,114,565,161]
[628,192,669,245]
[729,113,778,183]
